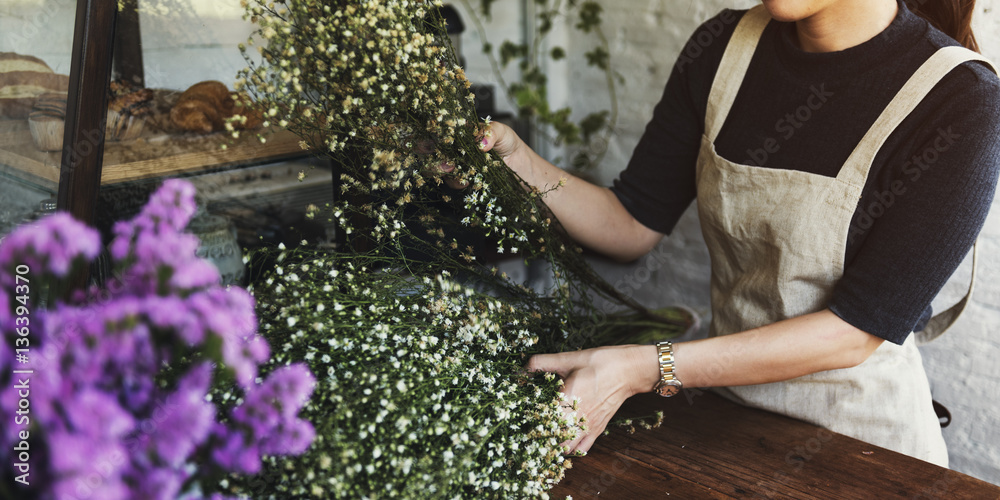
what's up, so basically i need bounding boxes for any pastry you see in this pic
[28,92,67,151]
[0,52,70,119]
[170,80,229,133]
[170,80,262,134]
[106,80,154,141]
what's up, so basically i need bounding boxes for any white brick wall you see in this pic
[567,0,1000,485]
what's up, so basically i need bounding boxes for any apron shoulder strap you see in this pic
[835,46,997,344]
[915,242,978,344]
[705,6,771,142]
[837,46,997,187]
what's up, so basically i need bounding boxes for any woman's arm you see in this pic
[526,309,884,454]
[478,122,664,262]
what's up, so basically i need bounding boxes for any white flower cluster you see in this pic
[231,2,672,494]
[244,254,581,498]
[238,0,467,153]
[238,0,571,264]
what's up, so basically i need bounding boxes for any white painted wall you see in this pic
[564,0,1000,486]
[0,0,251,88]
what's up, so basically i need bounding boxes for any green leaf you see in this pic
[539,11,554,34]
[576,1,603,33]
[572,151,593,170]
[584,46,609,70]
[550,46,566,60]
[522,66,547,86]
[512,85,548,117]
[549,108,580,145]
[480,0,497,19]
[499,41,528,68]
[482,42,493,54]
[580,110,609,142]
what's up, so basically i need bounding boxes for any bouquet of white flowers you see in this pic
[228,1,692,498]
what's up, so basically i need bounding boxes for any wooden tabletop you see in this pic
[549,391,1000,499]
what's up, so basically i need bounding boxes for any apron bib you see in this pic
[696,6,996,466]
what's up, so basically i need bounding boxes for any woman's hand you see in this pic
[478,121,532,176]
[430,121,531,190]
[526,344,659,454]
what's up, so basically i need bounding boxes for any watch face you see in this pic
[655,382,681,397]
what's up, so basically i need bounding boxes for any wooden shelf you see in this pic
[0,90,308,192]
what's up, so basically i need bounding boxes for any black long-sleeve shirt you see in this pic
[611,1,1000,344]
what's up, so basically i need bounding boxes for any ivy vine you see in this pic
[463,0,621,172]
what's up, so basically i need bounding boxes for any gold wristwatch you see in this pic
[653,341,683,397]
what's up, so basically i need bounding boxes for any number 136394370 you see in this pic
[13,265,32,357]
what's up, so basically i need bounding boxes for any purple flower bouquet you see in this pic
[0,180,315,500]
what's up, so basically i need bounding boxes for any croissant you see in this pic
[170,80,262,133]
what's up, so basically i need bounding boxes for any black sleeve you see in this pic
[610,9,744,235]
[829,63,1000,344]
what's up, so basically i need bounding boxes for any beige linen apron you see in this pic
[697,6,995,466]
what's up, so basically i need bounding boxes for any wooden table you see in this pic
[549,391,1000,499]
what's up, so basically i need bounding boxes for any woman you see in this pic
[473,0,1000,465]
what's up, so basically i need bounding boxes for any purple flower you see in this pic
[220,332,270,389]
[146,363,216,467]
[260,417,315,456]
[191,287,257,341]
[146,178,199,231]
[259,363,316,419]
[65,389,135,439]
[0,287,10,329]
[144,295,205,345]
[48,432,130,500]
[115,231,206,293]
[232,391,282,436]
[169,257,222,290]
[110,180,198,262]
[0,179,314,498]
[181,491,247,500]
[232,364,316,456]
[0,212,101,278]
[0,328,8,371]
[127,466,187,500]
[210,424,263,474]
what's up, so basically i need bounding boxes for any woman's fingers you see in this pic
[424,160,468,189]
[573,431,601,455]
[478,121,520,159]
[478,123,496,153]
[525,351,582,378]
[420,121,521,189]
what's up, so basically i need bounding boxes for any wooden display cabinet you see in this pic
[0,0,316,285]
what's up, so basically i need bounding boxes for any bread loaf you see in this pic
[0,52,70,119]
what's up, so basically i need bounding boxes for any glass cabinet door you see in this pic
[0,0,76,235]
